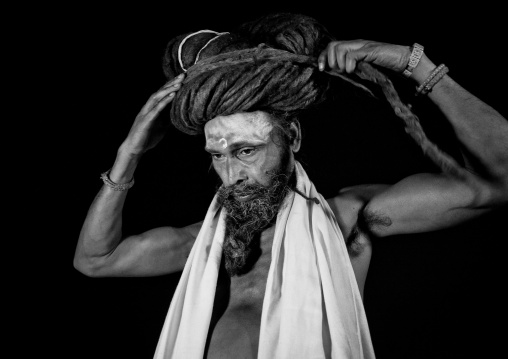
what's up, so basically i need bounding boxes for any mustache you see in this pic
[217,171,291,200]
[231,183,263,197]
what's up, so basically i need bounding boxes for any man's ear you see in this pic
[289,120,301,153]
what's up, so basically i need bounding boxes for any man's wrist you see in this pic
[410,54,436,85]
[108,144,141,184]
[402,43,424,78]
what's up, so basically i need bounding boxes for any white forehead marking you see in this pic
[204,112,274,149]
[206,137,228,149]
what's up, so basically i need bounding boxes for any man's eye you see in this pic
[238,148,256,157]
[211,154,225,160]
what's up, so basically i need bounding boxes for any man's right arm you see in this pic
[73,73,200,277]
[74,146,202,277]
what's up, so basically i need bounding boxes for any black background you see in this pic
[31,3,507,358]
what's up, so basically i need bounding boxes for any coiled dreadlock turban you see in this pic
[162,13,333,136]
[162,13,470,180]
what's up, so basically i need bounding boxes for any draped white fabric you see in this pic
[154,162,375,358]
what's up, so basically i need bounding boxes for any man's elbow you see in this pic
[472,179,508,209]
[497,175,508,204]
[73,253,107,278]
[491,184,508,208]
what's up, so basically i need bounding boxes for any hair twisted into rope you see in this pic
[162,12,468,179]
[355,62,470,180]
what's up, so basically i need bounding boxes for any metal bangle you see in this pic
[416,64,449,96]
[100,169,135,191]
[403,43,424,78]
[421,66,449,95]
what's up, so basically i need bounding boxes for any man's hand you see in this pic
[122,73,185,155]
[318,40,411,75]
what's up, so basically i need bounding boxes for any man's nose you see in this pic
[224,159,246,187]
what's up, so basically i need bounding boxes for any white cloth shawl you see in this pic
[154,162,375,358]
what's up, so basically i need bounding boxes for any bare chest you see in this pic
[205,227,275,359]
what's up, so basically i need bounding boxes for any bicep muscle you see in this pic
[91,221,202,277]
[364,173,490,237]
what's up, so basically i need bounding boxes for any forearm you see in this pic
[74,145,141,268]
[412,55,508,184]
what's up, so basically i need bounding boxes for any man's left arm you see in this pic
[320,41,508,236]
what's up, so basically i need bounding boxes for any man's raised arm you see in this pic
[319,40,508,236]
[74,74,201,277]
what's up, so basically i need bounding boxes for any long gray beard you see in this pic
[217,171,293,277]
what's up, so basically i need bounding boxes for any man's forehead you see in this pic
[204,111,274,147]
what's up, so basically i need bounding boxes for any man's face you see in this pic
[204,111,295,276]
[204,111,291,191]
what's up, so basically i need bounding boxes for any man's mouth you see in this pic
[233,193,255,202]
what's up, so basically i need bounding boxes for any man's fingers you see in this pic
[156,74,185,99]
[142,76,183,113]
[318,50,327,71]
[136,91,175,127]
[335,46,350,72]
[337,42,367,72]
[139,84,178,115]
[318,41,368,73]
[345,49,368,73]
[146,73,184,104]
[155,82,181,100]
[152,92,176,113]
[161,73,185,90]
[327,43,338,71]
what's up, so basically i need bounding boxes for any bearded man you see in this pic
[74,13,508,359]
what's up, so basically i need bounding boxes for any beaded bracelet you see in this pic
[415,64,445,93]
[415,64,449,96]
[403,43,424,78]
[100,169,135,191]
